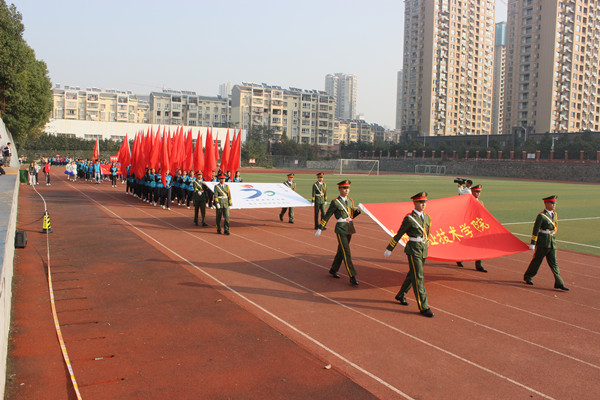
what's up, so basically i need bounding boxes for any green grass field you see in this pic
[240,171,600,256]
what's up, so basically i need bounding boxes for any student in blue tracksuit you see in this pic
[110,163,118,187]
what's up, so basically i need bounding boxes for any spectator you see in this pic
[43,160,51,185]
[2,143,12,166]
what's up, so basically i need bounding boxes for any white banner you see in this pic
[204,182,312,209]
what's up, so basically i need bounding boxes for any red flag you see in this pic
[92,137,99,160]
[183,129,194,171]
[193,131,204,173]
[359,195,529,262]
[161,131,170,187]
[117,134,131,170]
[149,130,161,169]
[203,129,215,179]
[228,129,241,176]
[214,135,220,162]
[220,129,231,174]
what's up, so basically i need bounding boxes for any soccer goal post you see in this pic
[414,164,446,175]
[333,159,380,176]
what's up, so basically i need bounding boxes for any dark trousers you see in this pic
[216,206,230,233]
[314,202,326,228]
[398,254,429,311]
[524,246,564,286]
[330,233,356,278]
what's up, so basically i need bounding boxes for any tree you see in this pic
[0,1,52,145]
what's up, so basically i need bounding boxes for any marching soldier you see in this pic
[279,173,296,224]
[384,192,434,318]
[312,172,327,230]
[192,170,209,227]
[214,172,232,235]
[523,195,569,291]
[315,180,361,286]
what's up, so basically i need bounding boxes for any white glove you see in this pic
[384,250,392,258]
[315,229,322,237]
[215,203,220,209]
[529,244,535,251]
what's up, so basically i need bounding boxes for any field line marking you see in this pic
[509,232,600,250]
[502,216,600,225]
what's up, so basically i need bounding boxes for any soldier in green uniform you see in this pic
[214,172,232,235]
[384,192,434,318]
[279,173,296,223]
[192,170,209,227]
[523,195,569,290]
[312,172,327,230]
[315,180,361,286]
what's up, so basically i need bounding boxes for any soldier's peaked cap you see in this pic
[316,172,324,177]
[337,180,351,188]
[543,195,557,203]
[471,185,482,192]
[217,173,226,179]
[411,192,428,201]
[287,173,294,177]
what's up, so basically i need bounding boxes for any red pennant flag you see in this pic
[92,137,99,160]
[161,130,170,187]
[228,129,241,176]
[220,129,231,175]
[203,128,215,180]
[193,131,204,173]
[184,129,194,172]
[359,195,529,262]
[117,134,131,170]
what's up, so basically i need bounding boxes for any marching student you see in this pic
[523,195,569,291]
[279,173,296,223]
[315,180,361,286]
[312,172,327,230]
[384,192,434,318]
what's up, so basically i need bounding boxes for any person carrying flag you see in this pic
[384,192,434,318]
[279,173,296,223]
[315,180,361,286]
[312,172,327,230]
[192,170,209,227]
[523,195,569,291]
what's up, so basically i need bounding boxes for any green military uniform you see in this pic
[279,174,296,223]
[387,210,431,312]
[192,176,209,226]
[214,178,232,235]
[523,196,566,288]
[312,173,327,229]
[319,189,361,283]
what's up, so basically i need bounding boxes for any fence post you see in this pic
[465,150,470,159]
[564,150,568,161]
[510,151,514,160]
[452,150,456,160]
[580,150,584,161]
[550,151,554,161]
[498,150,503,159]
[487,150,491,160]
[535,150,541,161]
[432,150,436,159]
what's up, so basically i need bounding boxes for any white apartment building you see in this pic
[149,90,230,127]
[401,0,496,137]
[504,0,600,134]
[230,83,335,146]
[325,73,357,120]
[52,85,149,124]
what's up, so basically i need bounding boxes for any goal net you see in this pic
[415,164,446,175]
[333,159,379,176]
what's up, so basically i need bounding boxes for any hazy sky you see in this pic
[11,0,507,129]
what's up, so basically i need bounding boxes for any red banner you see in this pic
[359,195,528,262]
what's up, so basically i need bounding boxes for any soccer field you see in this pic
[241,171,600,256]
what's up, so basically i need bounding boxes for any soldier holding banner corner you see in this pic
[384,192,434,318]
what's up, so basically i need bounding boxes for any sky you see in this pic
[11,0,508,129]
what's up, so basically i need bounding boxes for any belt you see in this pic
[315,194,322,197]
[408,237,425,242]
[337,218,352,223]
[539,229,555,235]
[217,196,228,199]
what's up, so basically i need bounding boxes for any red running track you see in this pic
[7,174,600,399]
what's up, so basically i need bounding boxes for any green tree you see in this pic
[0,1,52,145]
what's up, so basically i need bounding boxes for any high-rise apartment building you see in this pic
[324,73,357,120]
[492,22,507,135]
[396,70,403,130]
[149,90,229,127]
[52,85,150,124]
[400,0,496,136]
[219,82,233,99]
[231,83,335,146]
[504,0,600,134]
